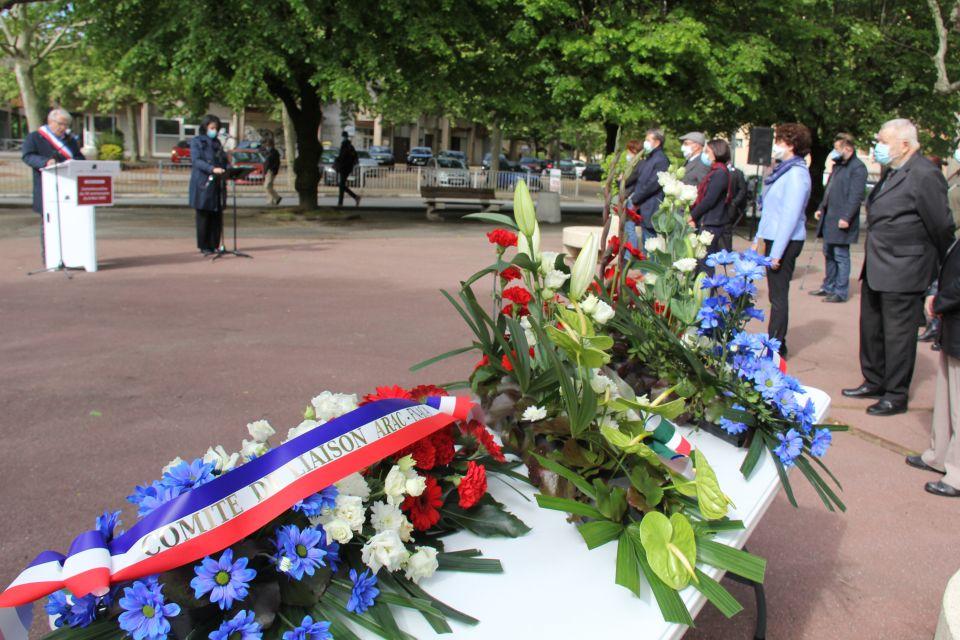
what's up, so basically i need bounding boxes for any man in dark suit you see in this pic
[843,119,956,416]
[628,128,670,245]
[21,108,85,261]
[722,162,748,250]
[811,132,868,303]
[335,131,360,207]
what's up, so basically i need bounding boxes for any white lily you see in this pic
[569,233,598,301]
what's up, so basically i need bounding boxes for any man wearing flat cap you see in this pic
[679,132,709,186]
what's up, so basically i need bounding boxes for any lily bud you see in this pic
[569,233,598,301]
[513,180,537,237]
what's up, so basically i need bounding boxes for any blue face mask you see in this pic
[873,143,891,166]
[953,148,960,164]
[206,128,218,139]
[829,149,842,161]
[700,151,711,166]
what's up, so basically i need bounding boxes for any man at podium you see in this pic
[21,108,85,260]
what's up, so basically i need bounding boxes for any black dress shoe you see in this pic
[809,288,830,297]
[925,480,960,497]
[842,384,884,398]
[823,294,846,303]
[866,399,907,416]
[906,455,945,474]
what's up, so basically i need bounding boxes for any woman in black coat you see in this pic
[689,139,732,271]
[189,114,228,255]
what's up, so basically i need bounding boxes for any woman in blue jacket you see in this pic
[189,114,228,255]
[752,122,813,358]
[689,139,732,274]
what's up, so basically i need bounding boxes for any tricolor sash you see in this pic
[0,396,473,615]
[37,126,74,161]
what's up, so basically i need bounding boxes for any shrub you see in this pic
[99,143,123,161]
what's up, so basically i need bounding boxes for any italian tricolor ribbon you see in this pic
[0,396,473,617]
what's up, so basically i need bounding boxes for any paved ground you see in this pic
[0,206,955,639]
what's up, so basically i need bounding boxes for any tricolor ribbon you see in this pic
[37,125,74,161]
[0,396,472,621]
[645,415,693,460]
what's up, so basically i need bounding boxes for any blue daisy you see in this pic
[190,548,257,610]
[161,458,216,492]
[346,568,380,614]
[128,481,184,517]
[96,510,122,542]
[810,428,833,457]
[293,485,338,518]
[281,615,333,640]
[773,429,803,467]
[718,416,748,435]
[209,609,262,640]
[117,578,181,640]
[273,525,327,580]
[45,590,98,628]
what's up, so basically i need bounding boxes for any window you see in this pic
[153,118,182,155]
[94,115,116,133]
[356,126,373,150]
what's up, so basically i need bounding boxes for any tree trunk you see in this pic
[125,102,140,161]
[604,122,618,155]
[291,109,321,210]
[281,103,297,191]
[488,123,502,189]
[13,57,41,131]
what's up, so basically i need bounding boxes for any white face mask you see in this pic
[681,144,694,159]
[771,143,787,160]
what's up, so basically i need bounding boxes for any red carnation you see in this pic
[487,228,518,248]
[402,475,443,531]
[468,421,506,462]
[625,243,643,259]
[398,437,437,470]
[607,236,620,252]
[458,461,488,509]
[431,426,457,466]
[501,353,514,372]
[627,208,642,223]
[502,286,532,305]
[408,384,448,401]
[473,354,490,371]
[624,276,639,294]
[501,303,529,318]
[500,266,522,282]
[361,385,413,405]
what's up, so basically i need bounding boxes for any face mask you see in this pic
[643,140,654,153]
[953,148,960,164]
[829,149,842,161]
[700,151,711,166]
[873,143,891,166]
[771,143,786,160]
[681,144,694,159]
[207,128,218,139]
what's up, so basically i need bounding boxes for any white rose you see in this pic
[285,419,320,442]
[520,315,537,346]
[246,419,275,443]
[361,529,410,574]
[644,272,658,285]
[544,269,569,290]
[384,466,408,505]
[591,300,615,325]
[240,439,268,461]
[203,445,240,473]
[404,546,439,584]
[664,181,681,197]
[656,171,675,188]
[679,184,699,203]
[322,518,354,544]
[521,405,547,421]
[590,371,615,394]
[370,501,413,541]
[580,294,599,314]
[694,244,707,259]
[405,474,427,498]
[697,230,715,246]
[539,251,560,274]
[673,258,698,273]
[335,472,371,500]
[311,391,359,423]
[644,237,665,254]
[333,494,365,532]
[162,456,185,474]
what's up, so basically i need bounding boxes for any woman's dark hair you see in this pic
[200,114,222,132]
[626,139,642,154]
[774,122,812,157]
[707,139,731,164]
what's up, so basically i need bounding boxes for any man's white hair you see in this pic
[880,118,920,150]
[47,108,71,124]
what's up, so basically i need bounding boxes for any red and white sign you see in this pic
[76,175,113,206]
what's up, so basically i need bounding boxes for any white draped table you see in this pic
[389,386,831,639]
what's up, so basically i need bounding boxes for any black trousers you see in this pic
[337,172,358,207]
[195,209,223,252]
[859,278,925,403]
[763,239,804,351]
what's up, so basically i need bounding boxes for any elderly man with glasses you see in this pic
[21,108,85,261]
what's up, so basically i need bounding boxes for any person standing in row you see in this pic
[21,108,85,262]
[628,128,670,245]
[679,132,709,186]
[722,162,748,251]
[335,131,361,208]
[843,118,955,416]
[752,122,812,358]
[261,138,281,206]
[810,133,867,304]
[189,114,228,256]
[689,139,732,272]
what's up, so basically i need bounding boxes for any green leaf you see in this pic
[545,324,581,357]
[535,494,605,520]
[436,551,504,573]
[638,512,698,590]
[693,450,735,520]
[633,535,695,625]
[463,212,518,228]
[615,532,642,596]
[695,538,766,583]
[530,451,597,499]
[510,252,540,273]
[627,466,665,508]
[579,520,623,549]
[394,575,479,626]
[441,494,530,537]
[740,431,765,478]
[692,568,743,618]
[409,345,476,372]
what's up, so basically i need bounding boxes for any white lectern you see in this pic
[41,159,121,273]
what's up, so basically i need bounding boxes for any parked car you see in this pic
[481,152,519,171]
[556,159,577,178]
[581,163,602,181]
[368,145,395,166]
[228,149,265,184]
[319,148,377,185]
[406,146,433,166]
[572,159,586,177]
[438,150,467,164]
[423,157,470,187]
[519,156,543,172]
[170,140,191,164]
[497,170,542,192]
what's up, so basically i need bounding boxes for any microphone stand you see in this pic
[211,166,253,261]
[28,158,73,279]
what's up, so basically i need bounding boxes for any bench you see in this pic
[561,215,619,258]
[421,186,499,221]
